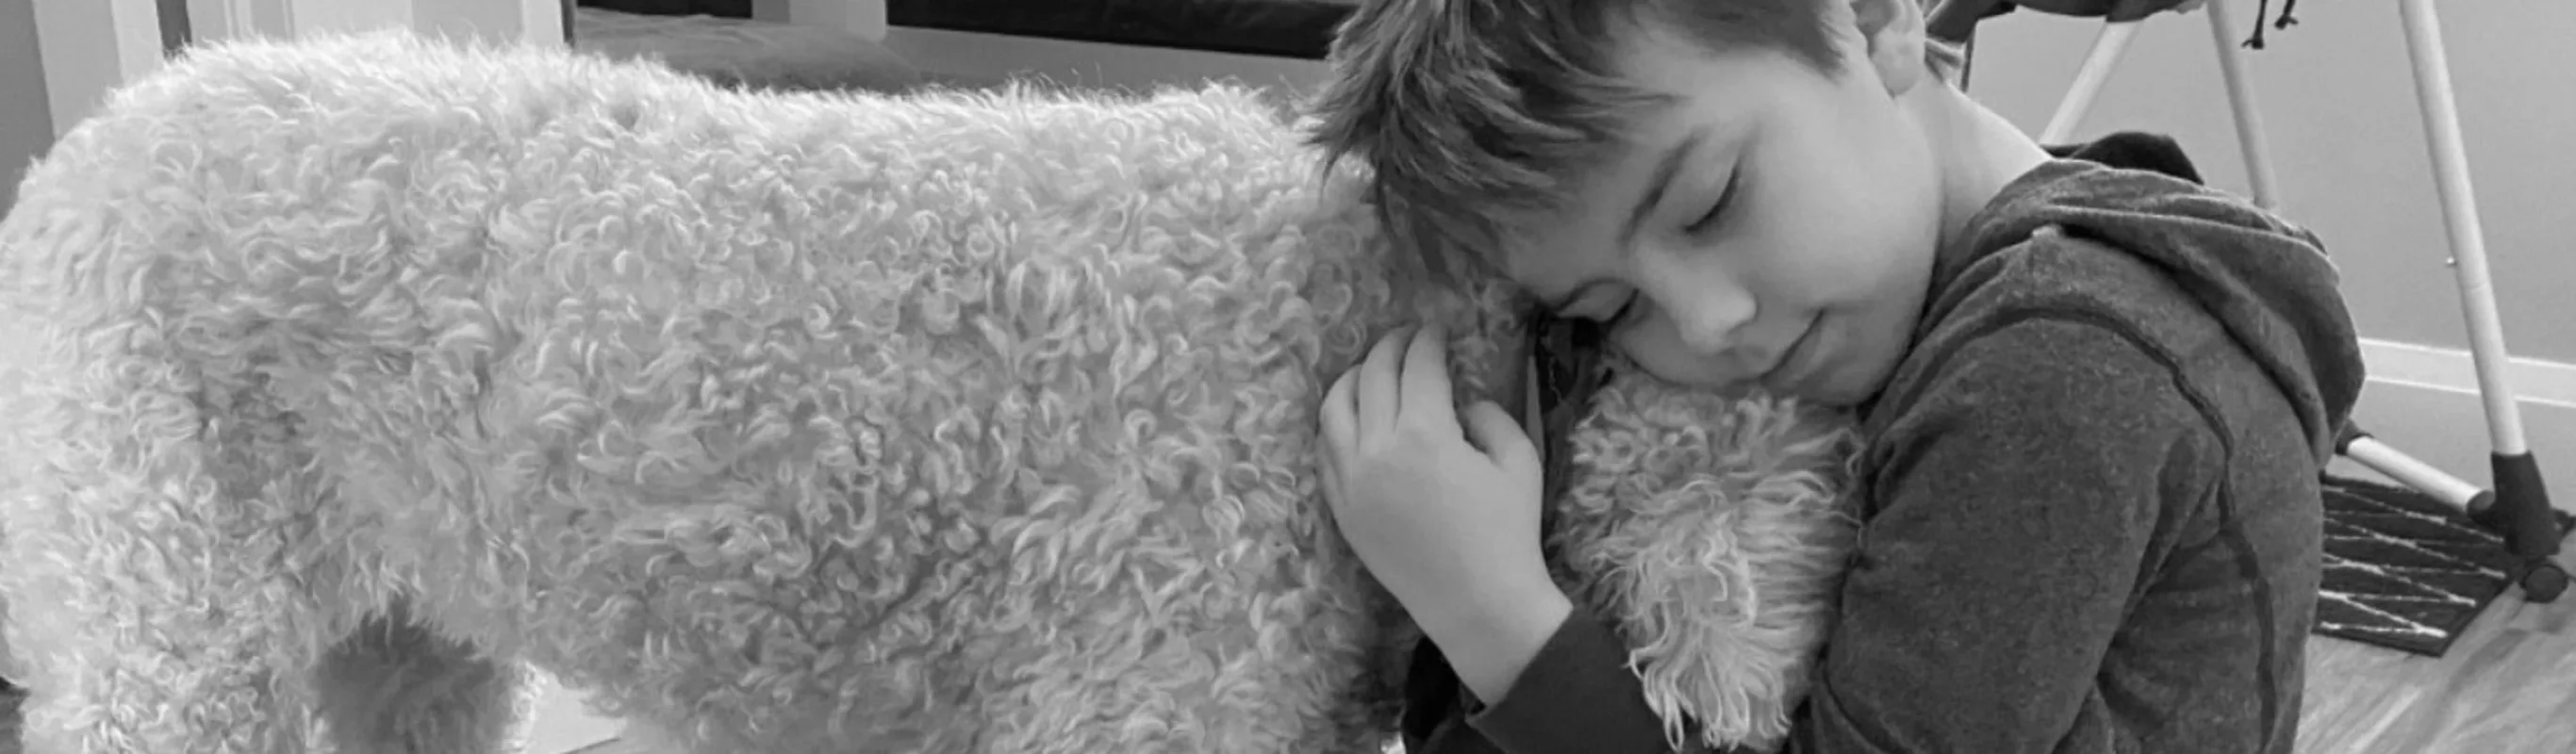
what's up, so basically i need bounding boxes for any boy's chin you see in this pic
[1610,350,1875,406]
[1700,371,1874,407]
[1619,365,1779,402]
[1791,387,1873,409]
[1789,366,1896,408]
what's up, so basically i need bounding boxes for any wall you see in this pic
[0,0,56,208]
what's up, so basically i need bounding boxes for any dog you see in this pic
[0,32,1855,753]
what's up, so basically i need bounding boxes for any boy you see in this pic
[1305,0,2367,752]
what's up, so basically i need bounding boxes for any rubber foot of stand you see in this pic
[2522,562,2568,603]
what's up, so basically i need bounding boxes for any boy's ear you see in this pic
[1850,0,1930,97]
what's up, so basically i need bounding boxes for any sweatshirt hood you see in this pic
[1940,137,2366,464]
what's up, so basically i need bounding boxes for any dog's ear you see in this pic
[1527,315,1613,535]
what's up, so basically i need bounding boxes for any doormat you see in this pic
[2316,475,2570,657]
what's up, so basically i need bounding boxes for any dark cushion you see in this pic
[572,8,922,93]
[576,0,751,17]
[888,0,1357,60]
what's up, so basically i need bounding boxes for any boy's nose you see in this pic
[1611,320,1760,389]
[1611,290,1763,388]
[1666,280,1758,356]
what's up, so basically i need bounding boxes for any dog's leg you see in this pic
[312,602,528,754]
[0,345,341,752]
[1,521,332,754]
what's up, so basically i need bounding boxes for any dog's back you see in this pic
[0,32,1527,753]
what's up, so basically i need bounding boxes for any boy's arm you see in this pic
[1449,600,1688,753]
[1457,317,2211,754]
[1789,317,2214,753]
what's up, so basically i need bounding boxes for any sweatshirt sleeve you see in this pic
[1462,603,1680,753]
[1790,317,2218,753]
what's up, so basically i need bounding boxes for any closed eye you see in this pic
[1683,169,1742,236]
[1603,294,1641,327]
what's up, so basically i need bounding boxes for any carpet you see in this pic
[2316,475,2572,657]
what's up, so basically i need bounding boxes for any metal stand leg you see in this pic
[2203,0,2282,209]
[2346,435,2488,512]
[1959,26,1977,90]
[2040,20,2145,143]
[2396,0,2565,601]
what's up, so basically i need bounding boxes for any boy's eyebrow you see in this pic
[1616,127,1708,254]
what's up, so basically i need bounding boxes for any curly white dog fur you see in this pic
[0,32,1854,754]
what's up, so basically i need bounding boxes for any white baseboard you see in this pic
[2359,337,2576,409]
[2348,337,2576,512]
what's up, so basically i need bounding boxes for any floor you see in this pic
[2298,554,2576,753]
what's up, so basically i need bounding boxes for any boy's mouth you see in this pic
[1759,319,1824,395]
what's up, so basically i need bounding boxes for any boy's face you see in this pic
[1498,20,1944,407]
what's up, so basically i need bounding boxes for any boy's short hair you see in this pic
[1304,0,1957,277]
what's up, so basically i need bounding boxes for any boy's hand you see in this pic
[1318,323,1557,627]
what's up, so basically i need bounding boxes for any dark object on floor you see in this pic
[573,8,921,93]
[2315,475,2576,657]
[888,0,1357,59]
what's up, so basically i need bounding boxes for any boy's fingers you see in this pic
[1461,400,1538,469]
[1398,322,1454,424]
[1357,326,1412,431]
[1314,440,1346,505]
[1321,367,1359,449]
